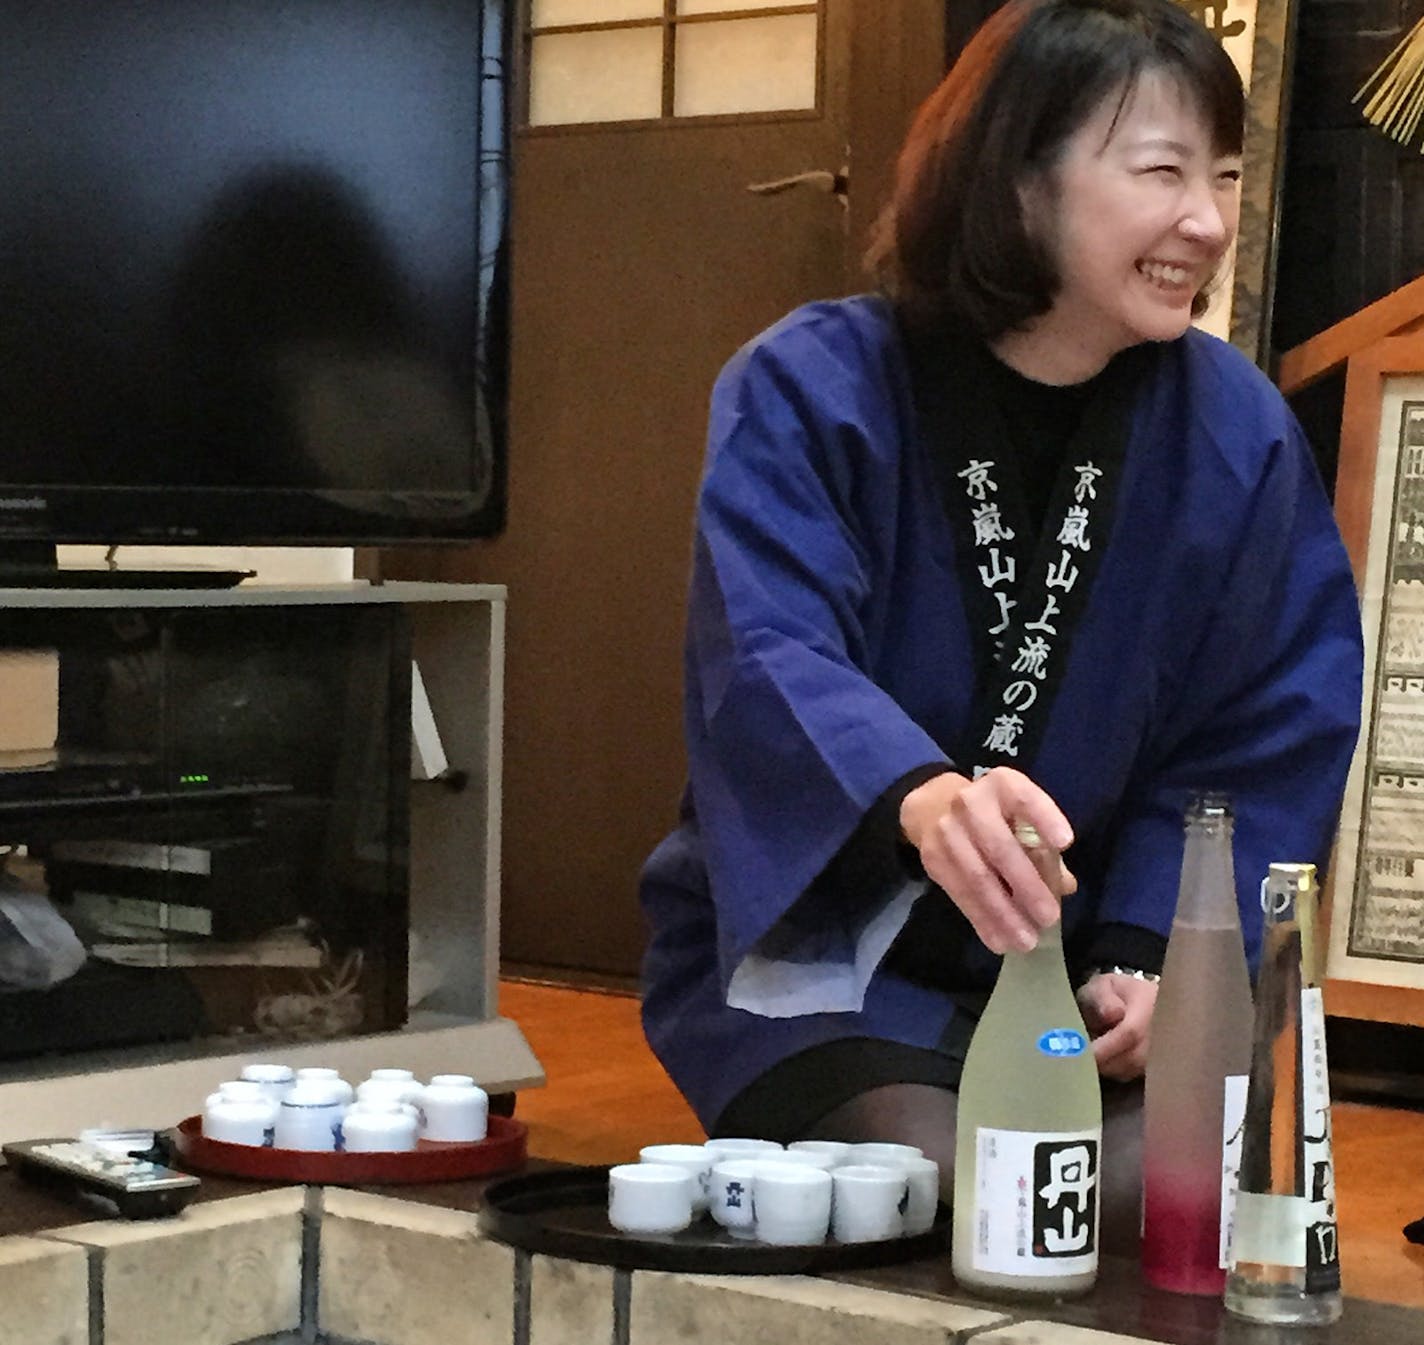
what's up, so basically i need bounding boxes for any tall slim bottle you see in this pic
[1224,863,1343,1325]
[953,824,1102,1299]
[1141,795,1254,1295]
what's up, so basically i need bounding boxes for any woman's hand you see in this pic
[1076,972,1157,1081]
[898,766,1075,954]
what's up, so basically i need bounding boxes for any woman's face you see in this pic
[1025,70,1241,365]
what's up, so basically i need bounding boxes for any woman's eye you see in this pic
[1148,164,1182,178]
[1217,168,1242,184]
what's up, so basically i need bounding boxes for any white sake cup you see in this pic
[295,1067,355,1106]
[708,1158,760,1240]
[341,1101,419,1152]
[703,1138,785,1159]
[638,1144,714,1215]
[831,1164,909,1243]
[752,1163,833,1246]
[880,1154,941,1235]
[203,1094,277,1147]
[419,1074,489,1142]
[350,1096,421,1123]
[240,1062,296,1106]
[608,1163,694,1234]
[758,1149,839,1172]
[203,1079,267,1112]
[358,1074,424,1109]
[356,1078,417,1110]
[786,1139,854,1165]
[847,1141,924,1167]
[364,1070,418,1093]
[273,1078,347,1151]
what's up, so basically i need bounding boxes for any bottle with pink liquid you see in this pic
[1141,794,1254,1295]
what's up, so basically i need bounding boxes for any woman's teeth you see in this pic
[1137,260,1189,287]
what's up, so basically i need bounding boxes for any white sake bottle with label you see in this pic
[952,825,1101,1298]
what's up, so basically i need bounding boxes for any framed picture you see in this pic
[1325,332,1424,1027]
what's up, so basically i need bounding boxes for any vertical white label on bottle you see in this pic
[1300,985,1341,1289]
[972,1127,1101,1276]
[1220,1073,1248,1268]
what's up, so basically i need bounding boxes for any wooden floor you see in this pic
[500,976,1424,1309]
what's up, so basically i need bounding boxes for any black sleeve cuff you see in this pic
[812,762,953,902]
[880,763,955,882]
[1078,922,1168,979]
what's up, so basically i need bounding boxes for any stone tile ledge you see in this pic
[3,1188,1180,1345]
[971,1324,1167,1345]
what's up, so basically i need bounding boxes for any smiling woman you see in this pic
[637,0,1363,1259]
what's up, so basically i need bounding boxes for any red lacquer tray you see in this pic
[172,1114,527,1185]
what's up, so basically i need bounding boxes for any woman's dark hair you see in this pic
[868,0,1245,338]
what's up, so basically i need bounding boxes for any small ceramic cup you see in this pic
[608,1163,695,1234]
[342,1100,419,1152]
[759,1149,839,1172]
[752,1163,833,1246]
[638,1144,714,1215]
[364,1069,425,1106]
[831,1164,909,1243]
[886,1155,941,1235]
[702,1137,785,1160]
[786,1139,854,1166]
[295,1067,355,1106]
[355,1077,420,1111]
[707,1158,760,1240]
[203,1084,278,1147]
[351,1082,421,1126]
[203,1079,267,1113]
[419,1074,489,1143]
[846,1141,924,1167]
[273,1078,348,1151]
[239,1062,296,1106]
[368,1068,417,1083]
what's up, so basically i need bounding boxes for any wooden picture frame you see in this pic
[1325,331,1424,1027]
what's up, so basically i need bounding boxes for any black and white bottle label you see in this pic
[972,1127,1101,1275]
[1220,1073,1248,1268]
[1300,986,1341,1292]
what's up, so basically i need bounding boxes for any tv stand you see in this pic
[0,581,541,1143]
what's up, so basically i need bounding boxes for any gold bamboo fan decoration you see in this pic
[1356,16,1424,149]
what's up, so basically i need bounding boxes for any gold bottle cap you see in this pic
[1264,862,1320,984]
[1266,862,1317,890]
[1013,821,1070,900]
[1013,822,1043,847]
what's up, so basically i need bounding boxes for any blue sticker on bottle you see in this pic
[1037,1029,1087,1057]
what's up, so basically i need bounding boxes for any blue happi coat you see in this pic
[639,294,1363,1131]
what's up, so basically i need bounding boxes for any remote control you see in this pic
[2,1138,200,1219]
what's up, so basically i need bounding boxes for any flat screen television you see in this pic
[1,0,507,563]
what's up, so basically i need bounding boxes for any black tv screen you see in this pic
[1,0,506,546]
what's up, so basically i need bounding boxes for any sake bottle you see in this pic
[1141,795,1254,1295]
[952,824,1101,1298]
[1224,863,1343,1325]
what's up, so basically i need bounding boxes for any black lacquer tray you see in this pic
[478,1164,950,1274]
